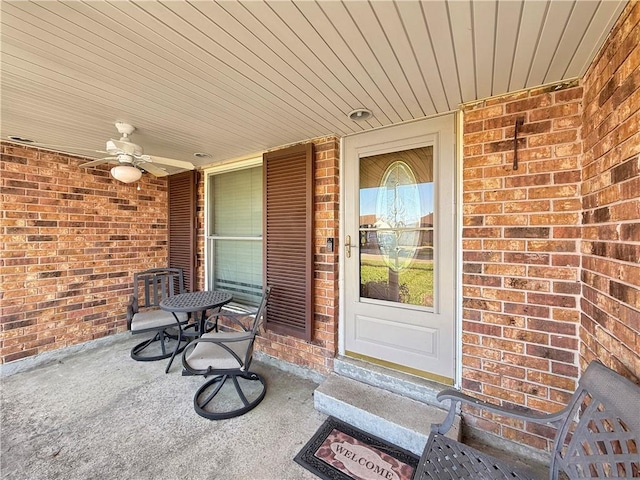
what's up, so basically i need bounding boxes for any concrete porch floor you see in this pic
[1,333,326,480]
[1,333,548,479]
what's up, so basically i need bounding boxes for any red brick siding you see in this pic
[459,1,640,451]
[462,83,584,450]
[580,1,640,380]
[1,143,169,363]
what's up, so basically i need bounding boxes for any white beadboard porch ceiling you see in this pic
[1,0,627,168]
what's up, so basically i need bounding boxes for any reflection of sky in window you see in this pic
[360,183,434,217]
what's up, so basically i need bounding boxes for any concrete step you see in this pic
[333,356,449,407]
[314,373,460,456]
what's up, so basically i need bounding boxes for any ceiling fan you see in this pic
[77,122,195,183]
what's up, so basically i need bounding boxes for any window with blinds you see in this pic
[207,166,263,306]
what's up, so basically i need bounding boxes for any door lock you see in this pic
[345,235,357,258]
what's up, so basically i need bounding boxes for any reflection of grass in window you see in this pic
[361,259,434,306]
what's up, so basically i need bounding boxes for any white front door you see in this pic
[343,114,457,383]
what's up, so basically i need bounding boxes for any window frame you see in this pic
[203,156,263,299]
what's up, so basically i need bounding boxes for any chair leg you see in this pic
[131,333,162,361]
[131,329,187,363]
[165,323,200,373]
[164,328,189,374]
[193,371,266,420]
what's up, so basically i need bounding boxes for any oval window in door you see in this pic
[375,161,421,272]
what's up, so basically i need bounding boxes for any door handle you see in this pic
[345,235,357,258]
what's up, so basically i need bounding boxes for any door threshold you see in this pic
[335,355,452,407]
[344,350,454,386]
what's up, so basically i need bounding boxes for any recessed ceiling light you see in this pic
[8,135,35,143]
[193,152,212,159]
[348,109,373,121]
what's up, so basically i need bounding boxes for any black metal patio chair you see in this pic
[181,286,272,420]
[414,360,640,479]
[126,268,189,372]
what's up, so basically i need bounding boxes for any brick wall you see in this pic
[461,83,584,450]
[580,1,640,379]
[0,143,169,363]
[1,136,339,371]
[459,1,640,451]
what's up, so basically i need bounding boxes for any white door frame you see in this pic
[338,113,463,387]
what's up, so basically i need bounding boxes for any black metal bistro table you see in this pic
[159,290,232,372]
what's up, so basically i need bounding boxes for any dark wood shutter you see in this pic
[264,143,314,341]
[168,170,197,292]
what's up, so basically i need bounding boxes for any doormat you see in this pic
[294,416,418,480]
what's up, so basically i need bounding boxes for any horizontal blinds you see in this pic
[211,166,262,237]
[264,143,313,341]
[210,166,263,305]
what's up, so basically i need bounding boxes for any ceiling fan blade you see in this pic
[79,158,117,167]
[140,163,169,177]
[143,155,195,170]
[107,139,142,156]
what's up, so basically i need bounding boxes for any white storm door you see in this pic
[343,115,456,383]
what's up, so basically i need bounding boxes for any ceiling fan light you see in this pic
[110,165,142,183]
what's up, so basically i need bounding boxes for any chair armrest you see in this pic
[204,309,257,333]
[432,389,570,435]
[125,295,138,329]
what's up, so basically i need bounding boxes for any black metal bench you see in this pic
[414,361,640,479]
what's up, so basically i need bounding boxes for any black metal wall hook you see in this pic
[513,117,524,170]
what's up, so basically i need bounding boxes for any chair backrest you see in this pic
[236,286,271,370]
[133,268,185,308]
[551,361,640,479]
[250,286,272,334]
